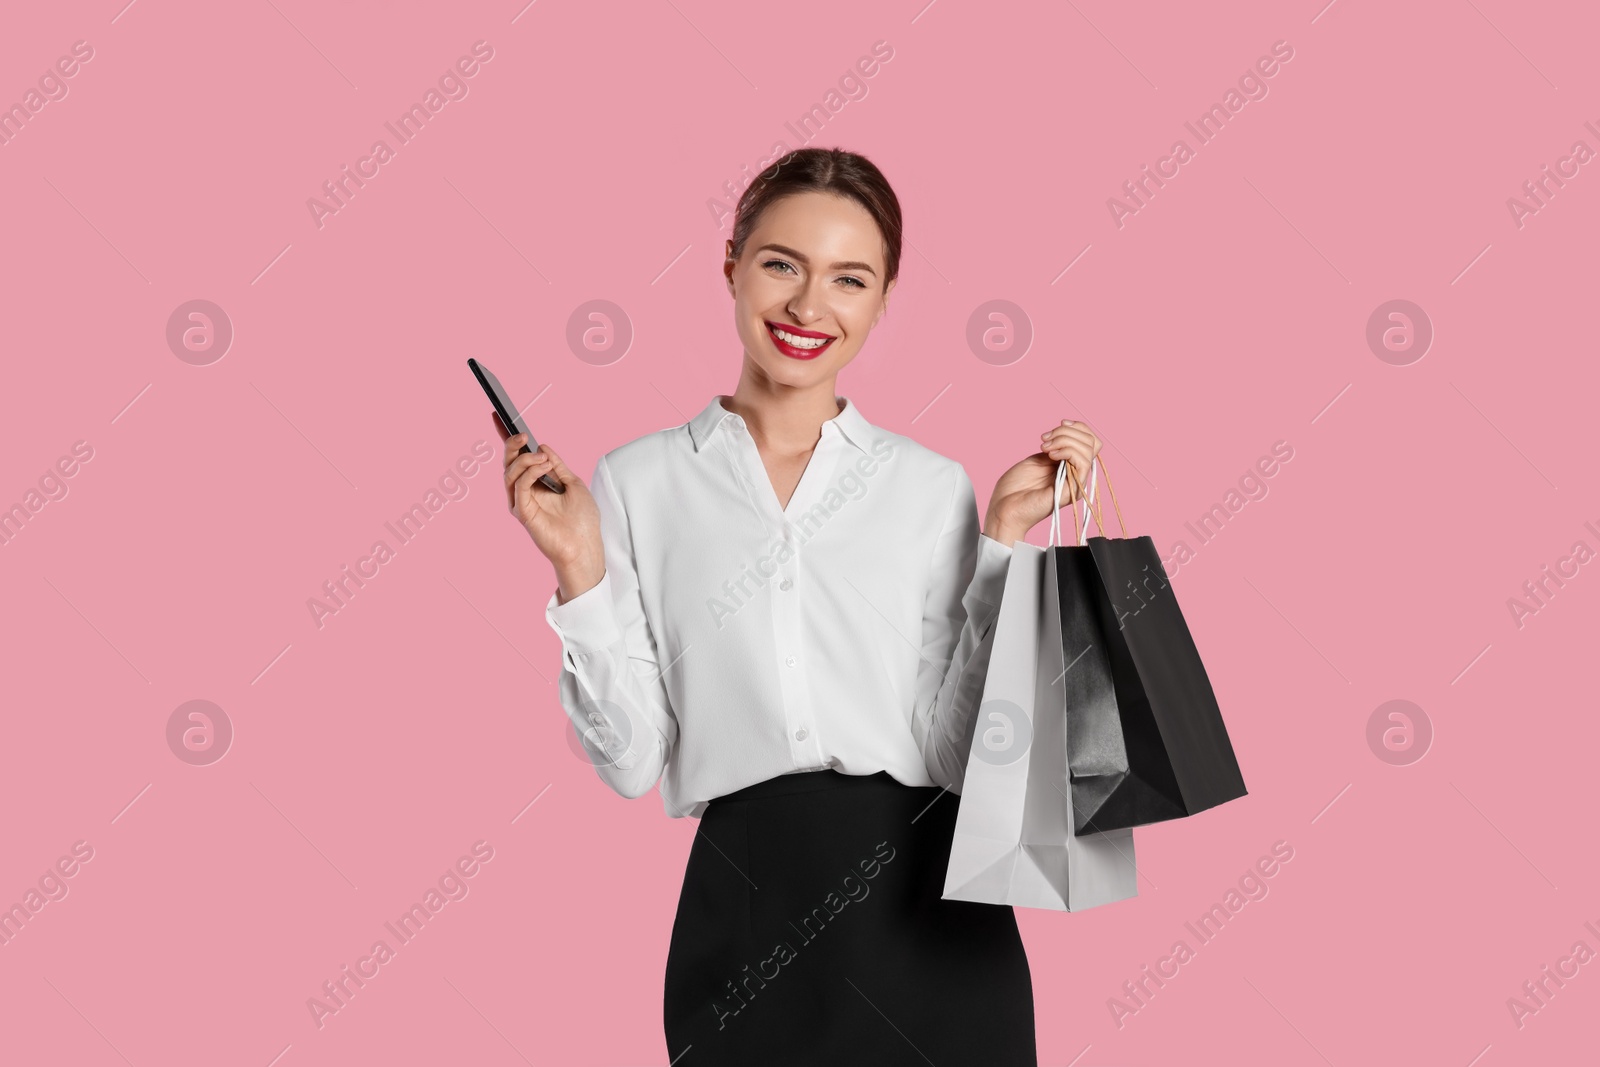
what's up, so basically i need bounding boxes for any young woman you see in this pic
[500,147,1101,1064]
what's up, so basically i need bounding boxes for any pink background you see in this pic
[2,0,1596,1063]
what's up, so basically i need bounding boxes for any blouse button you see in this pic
[779,578,793,590]
[795,728,809,741]
[785,655,796,667]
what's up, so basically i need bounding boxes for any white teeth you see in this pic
[771,326,831,349]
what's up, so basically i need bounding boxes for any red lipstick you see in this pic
[765,320,836,361]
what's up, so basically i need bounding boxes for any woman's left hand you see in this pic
[982,420,1102,546]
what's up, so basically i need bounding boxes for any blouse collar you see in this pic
[688,394,879,456]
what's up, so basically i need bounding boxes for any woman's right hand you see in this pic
[498,416,604,602]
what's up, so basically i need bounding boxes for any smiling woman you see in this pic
[500,146,1104,1064]
[722,151,902,382]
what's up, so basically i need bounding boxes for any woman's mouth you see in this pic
[765,321,836,360]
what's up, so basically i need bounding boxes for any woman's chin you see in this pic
[750,350,823,383]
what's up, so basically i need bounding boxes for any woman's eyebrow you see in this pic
[757,243,878,276]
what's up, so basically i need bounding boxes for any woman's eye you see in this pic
[763,260,866,289]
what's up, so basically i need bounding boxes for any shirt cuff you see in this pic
[544,570,623,654]
[967,533,1014,615]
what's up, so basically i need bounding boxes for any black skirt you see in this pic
[663,769,1037,1065]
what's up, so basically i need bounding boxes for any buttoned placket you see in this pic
[725,412,827,768]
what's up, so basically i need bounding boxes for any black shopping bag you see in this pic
[1047,457,1247,836]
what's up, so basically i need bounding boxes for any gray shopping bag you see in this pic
[941,527,1138,912]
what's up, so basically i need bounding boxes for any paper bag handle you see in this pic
[1048,460,1100,547]
[1090,452,1128,538]
[1047,453,1127,547]
[1046,460,1071,548]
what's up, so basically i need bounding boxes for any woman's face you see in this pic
[724,190,895,387]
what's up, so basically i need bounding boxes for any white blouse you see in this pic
[543,394,1014,819]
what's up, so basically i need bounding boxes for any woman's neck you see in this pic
[722,377,843,456]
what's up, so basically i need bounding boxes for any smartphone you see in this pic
[468,358,565,494]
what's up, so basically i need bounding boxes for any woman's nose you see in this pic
[788,280,828,323]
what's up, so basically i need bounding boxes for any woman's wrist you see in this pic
[982,511,1023,547]
[553,556,606,606]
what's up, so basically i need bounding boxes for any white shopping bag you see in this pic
[942,463,1139,911]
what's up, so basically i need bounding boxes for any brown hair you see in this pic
[729,147,904,287]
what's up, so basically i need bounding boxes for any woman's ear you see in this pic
[723,240,737,294]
